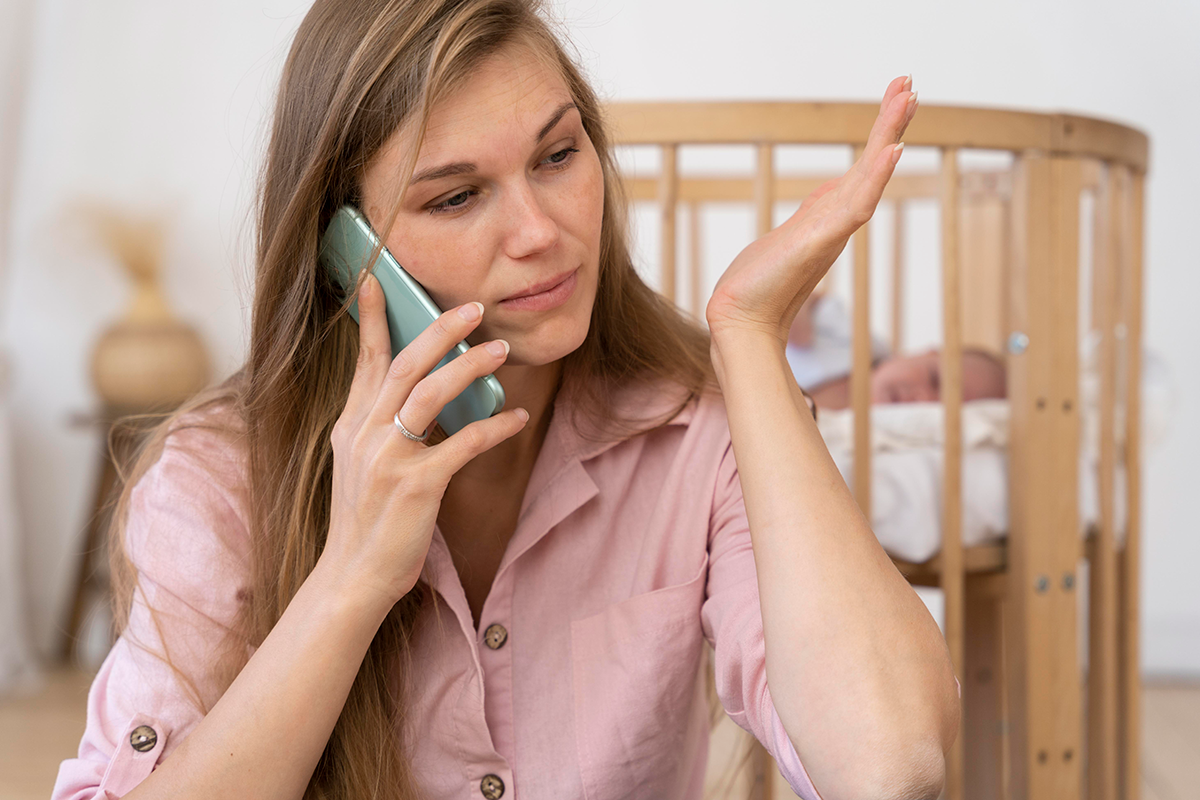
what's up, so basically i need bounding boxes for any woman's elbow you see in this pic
[851,740,949,800]
[853,692,960,800]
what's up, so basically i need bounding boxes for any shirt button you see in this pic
[480,773,505,799]
[129,725,157,752]
[483,623,508,650]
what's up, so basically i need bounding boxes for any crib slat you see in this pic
[999,197,1014,355]
[959,185,1010,353]
[1006,151,1037,800]
[1089,162,1121,800]
[964,573,1008,799]
[659,144,678,303]
[688,203,703,320]
[940,147,967,800]
[1048,154,1085,800]
[755,143,774,237]
[1119,169,1144,800]
[1006,152,1084,800]
[1113,169,1142,800]
[892,200,906,352]
[850,144,872,517]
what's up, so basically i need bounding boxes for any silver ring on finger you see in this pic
[394,411,431,443]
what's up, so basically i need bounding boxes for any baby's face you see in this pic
[357,43,605,367]
[870,351,942,404]
[870,350,1007,404]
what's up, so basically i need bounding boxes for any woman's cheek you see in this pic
[577,156,606,245]
[405,228,495,307]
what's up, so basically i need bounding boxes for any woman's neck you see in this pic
[449,359,563,486]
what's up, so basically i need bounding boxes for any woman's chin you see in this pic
[503,339,585,368]
[501,322,590,368]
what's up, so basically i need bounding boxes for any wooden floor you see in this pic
[2,667,1197,799]
[1138,681,1200,800]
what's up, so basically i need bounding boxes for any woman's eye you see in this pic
[429,190,476,215]
[426,148,578,216]
[544,147,579,168]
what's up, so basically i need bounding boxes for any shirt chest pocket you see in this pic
[569,553,710,800]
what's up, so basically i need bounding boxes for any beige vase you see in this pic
[82,207,211,415]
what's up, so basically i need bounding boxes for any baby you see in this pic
[787,292,1006,412]
[807,348,1007,411]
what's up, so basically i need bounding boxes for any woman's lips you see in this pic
[498,268,578,312]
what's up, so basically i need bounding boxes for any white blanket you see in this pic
[815,396,1159,564]
[811,340,1173,564]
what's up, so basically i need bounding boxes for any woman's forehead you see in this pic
[362,46,574,204]
[410,49,572,162]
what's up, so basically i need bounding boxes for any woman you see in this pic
[53,1,958,798]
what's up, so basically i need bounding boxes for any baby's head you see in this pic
[870,347,1006,404]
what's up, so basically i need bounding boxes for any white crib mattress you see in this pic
[816,400,1127,564]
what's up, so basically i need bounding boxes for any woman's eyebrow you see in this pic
[409,101,578,186]
[411,162,476,185]
[535,100,577,143]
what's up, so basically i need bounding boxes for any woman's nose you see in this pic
[502,181,560,259]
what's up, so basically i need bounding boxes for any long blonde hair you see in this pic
[103,1,749,797]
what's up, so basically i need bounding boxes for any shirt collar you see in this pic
[551,375,701,464]
[515,374,700,524]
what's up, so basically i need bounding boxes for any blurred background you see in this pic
[0,0,1197,798]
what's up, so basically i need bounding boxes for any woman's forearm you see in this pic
[711,329,959,800]
[125,560,394,800]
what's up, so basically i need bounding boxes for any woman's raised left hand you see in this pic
[705,75,918,344]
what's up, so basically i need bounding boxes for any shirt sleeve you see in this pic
[699,435,962,800]
[52,426,252,800]
[699,437,828,800]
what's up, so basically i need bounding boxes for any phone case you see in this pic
[319,205,506,436]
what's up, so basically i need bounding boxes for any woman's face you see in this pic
[357,45,604,367]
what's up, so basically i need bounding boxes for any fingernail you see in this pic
[515,408,529,423]
[903,74,912,90]
[908,90,918,107]
[360,275,372,298]
[458,301,483,321]
[486,339,509,357]
[892,142,905,165]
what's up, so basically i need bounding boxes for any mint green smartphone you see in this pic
[319,204,505,436]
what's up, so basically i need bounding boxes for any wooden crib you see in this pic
[603,100,1148,800]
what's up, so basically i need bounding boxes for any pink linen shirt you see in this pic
[53,378,905,800]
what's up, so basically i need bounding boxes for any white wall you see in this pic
[4,0,1197,675]
[4,0,302,664]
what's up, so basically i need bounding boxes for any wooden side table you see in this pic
[59,405,151,664]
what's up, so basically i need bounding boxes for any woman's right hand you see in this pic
[322,272,529,609]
